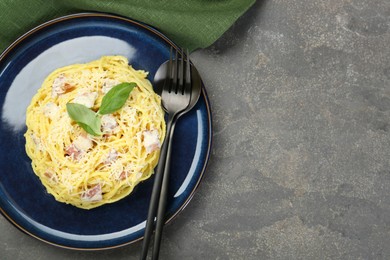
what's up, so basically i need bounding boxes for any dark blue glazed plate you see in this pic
[0,13,211,250]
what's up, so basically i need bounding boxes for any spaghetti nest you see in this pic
[25,56,166,209]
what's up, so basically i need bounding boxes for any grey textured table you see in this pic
[2,0,390,259]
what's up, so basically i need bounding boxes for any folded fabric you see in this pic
[0,0,255,53]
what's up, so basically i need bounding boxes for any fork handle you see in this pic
[140,113,176,260]
[151,115,178,260]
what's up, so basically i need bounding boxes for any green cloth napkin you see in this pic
[0,0,255,53]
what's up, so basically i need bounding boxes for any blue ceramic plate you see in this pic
[0,13,211,250]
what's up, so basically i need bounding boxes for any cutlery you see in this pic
[140,46,201,260]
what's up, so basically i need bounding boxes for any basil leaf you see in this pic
[66,103,102,136]
[98,82,136,115]
[78,121,102,136]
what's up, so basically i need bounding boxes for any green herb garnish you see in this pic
[99,83,136,115]
[66,82,135,136]
[66,103,102,136]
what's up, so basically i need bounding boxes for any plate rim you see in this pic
[0,12,212,250]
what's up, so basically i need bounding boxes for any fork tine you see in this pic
[185,49,191,95]
[166,46,173,93]
[178,48,184,93]
[177,48,190,95]
[172,48,178,93]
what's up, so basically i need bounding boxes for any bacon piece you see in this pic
[119,171,128,181]
[44,171,58,183]
[81,184,102,202]
[104,149,118,165]
[51,74,74,97]
[64,144,82,160]
[73,92,98,108]
[73,135,93,151]
[101,114,118,133]
[143,130,161,153]
[102,79,120,94]
[42,102,59,119]
[64,135,93,160]
[119,171,143,182]
[63,83,74,92]
[31,133,44,151]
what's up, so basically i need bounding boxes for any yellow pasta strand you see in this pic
[24,56,166,209]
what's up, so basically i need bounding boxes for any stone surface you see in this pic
[1,0,390,259]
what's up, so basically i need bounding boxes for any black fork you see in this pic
[141,47,191,260]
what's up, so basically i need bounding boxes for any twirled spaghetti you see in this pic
[25,56,166,209]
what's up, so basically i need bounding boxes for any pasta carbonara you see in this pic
[25,56,166,209]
